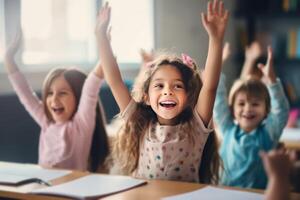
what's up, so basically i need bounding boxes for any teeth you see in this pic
[159,100,176,107]
[160,101,176,105]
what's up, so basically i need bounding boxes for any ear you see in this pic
[143,93,151,105]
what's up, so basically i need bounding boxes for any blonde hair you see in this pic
[228,77,271,116]
[112,54,221,183]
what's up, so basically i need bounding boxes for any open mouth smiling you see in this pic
[159,100,177,108]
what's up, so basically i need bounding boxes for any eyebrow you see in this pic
[152,78,183,82]
[49,88,72,92]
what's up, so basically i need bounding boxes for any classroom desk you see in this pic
[0,170,300,200]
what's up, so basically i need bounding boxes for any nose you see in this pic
[163,86,173,95]
[244,103,251,111]
[51,93,59,103]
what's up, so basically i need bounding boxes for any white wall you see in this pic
[0,0,238,94]
[155,0,239,84]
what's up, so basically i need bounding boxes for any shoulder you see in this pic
[192,110,214,134]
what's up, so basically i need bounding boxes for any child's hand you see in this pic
[222,42,230,63]
[257,46,276,84]
[260,149,293,181]
[5,31,22,60]
[245,41,262,62]
[201,0,229,41]
[95,2,111,39]
[4,31,22,73]
[140,49,154,69]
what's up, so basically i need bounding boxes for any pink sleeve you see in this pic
[8,71,47,127]
[73,72,103,131]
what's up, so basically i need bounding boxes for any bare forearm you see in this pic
[98,35,123,86]
[203,38,223,90]
[4,56,19,74]
[241,59,256,79]
[265,68,277,85]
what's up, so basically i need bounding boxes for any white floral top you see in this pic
[122,100,213,182]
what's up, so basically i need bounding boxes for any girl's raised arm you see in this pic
[197,0,229,125]
[4,31,22,74]
[95,3,131,112]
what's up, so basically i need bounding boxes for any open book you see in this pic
[30,174,147,199]
[0,174,51,186]
[0,162,71,187]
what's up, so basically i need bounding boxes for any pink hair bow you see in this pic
[181,53,195,69]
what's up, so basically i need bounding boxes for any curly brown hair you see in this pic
[112,54,221,183]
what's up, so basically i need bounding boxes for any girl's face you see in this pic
[233,91,267,132]
[146,65,187,125]
[46,75,76,123]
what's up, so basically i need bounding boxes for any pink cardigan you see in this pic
[9,71,102,171]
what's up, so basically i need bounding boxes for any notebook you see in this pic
[30,174,147,199]
[0,161,71,187]
[0,174,51,186]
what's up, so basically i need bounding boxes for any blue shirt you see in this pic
[213,75,289,189]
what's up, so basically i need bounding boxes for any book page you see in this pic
[162,186,264,200]
[0,161,71,181]
[30,174,146,199]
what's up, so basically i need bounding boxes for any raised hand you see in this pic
[4,31,22,73]
[201,0,229,41]
[5,31,22,60]
[260,149,292,180]
[245,41,263,61]
[257,46,276,84]
[140,49,154,69]
[95,2,111,39]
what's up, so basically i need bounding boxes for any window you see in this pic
[103,0,154,63]
[4,0,154,68]
[21,0,97,66]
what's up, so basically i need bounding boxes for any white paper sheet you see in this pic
[30,174,146,199]
[162,186,264,200]
[0,161,71,181]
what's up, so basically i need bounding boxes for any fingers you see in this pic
[207,0,227,17]
[265,45,273,68]
[207,1,213,17]
[267,45,273,61]
[201,12,208,28]
[219,1,224,16]
[223,10,229,21]
[213,0,218,14]
[257,63,264,71]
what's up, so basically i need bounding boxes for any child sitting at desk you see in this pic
[214,45,290,189]
[4,31,109,172]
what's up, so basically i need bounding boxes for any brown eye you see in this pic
[48,91,53,96]
[154,84,163,88]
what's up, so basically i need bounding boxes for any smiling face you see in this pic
[145,65,188,125]
[45,75,76,123]
[233,91,267,132]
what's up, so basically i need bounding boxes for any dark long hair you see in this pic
[42,68,109,172]
[198,129,222,184]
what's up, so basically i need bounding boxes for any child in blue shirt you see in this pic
[214,46,289,189]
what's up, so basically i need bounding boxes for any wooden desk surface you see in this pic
[0,171,300,200]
